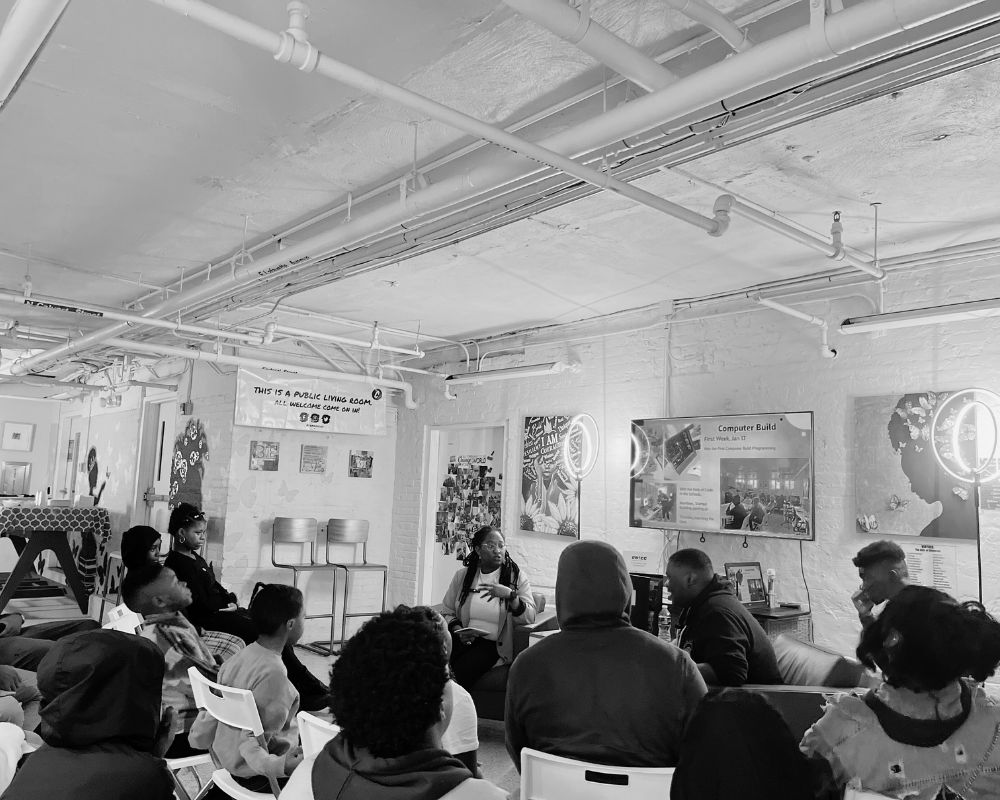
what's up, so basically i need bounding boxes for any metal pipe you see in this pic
[757,297,837,358]
[274,323,423,357]
[501,0,674,91]
[103,337,418,409]
[296,338,359,374]
[664,0,752,52]
[0,0,71,112]
[15,0,988,373]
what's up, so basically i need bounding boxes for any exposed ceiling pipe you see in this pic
[756,296,837,358]
[273,323,423,357]
[0,375,177,392]
[103,337,418,409]
[296,338,356,374]
[500,0,675,91]
[664,0,753,52]
[148,0,720,233]
[0,0,71,112]
[713,196,885,279]
[14,0,990,376]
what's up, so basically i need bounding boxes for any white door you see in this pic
[138,398,177,541]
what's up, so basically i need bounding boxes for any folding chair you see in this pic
[297,711,340,758]
[187,667,280,799]
[102,603,144,633]
[521,748,674,800]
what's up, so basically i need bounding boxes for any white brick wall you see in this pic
[390,258,1000,655]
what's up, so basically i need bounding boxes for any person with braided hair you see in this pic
[441,526,535,690]
[801,586,1000,799]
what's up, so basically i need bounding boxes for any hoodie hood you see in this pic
[120,525,160,570]
[556,540,631,629]
[38,629,164,751]
[312,735,469,800]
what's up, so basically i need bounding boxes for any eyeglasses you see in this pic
[479,543,505,552]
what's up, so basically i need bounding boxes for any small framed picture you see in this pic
[724,561,767,606]
[1,423,35,452]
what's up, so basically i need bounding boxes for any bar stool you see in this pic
[320,519,387,656]
[270,517,339,654]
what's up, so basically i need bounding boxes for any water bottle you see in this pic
[658,608,672,642]
[767,569,779,608]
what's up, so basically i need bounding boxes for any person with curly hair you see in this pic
[441,526,535,689]
[801,586,1000,799]
[280,606,507,800]
[887,392,978,539]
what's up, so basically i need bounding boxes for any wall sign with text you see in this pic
[234,368,387,436]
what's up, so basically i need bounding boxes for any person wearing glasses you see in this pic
[163,503,331,711]
[441,526,536,690]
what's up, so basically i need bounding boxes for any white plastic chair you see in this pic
[168,751,215,800]
[187,667,280,798]
[102,603,144,633]
[297,711,340,758]
[521,748,674,800]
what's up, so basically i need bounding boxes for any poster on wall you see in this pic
[348,450,373,478]
[520,416,580,538]
[900,541,958,594]
[854,392,981,540]
[299,445,327,474]
[249,440,280,471]
[629,412,815,540]
[234,367,387,436]
[435,453,502,559]
[170,419,208,510]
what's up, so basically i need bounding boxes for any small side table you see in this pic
[751,607,812,642]
[0,530,89,614]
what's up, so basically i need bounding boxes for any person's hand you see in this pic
[455,628,480,645]
[153,706,177,758]
[284,746,304,775]
[477,582,512,602]
[0,666,20,692]
[13,683,39,705]
[852,589,874,617]
[220,603,239,612]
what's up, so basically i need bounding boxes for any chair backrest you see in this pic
[326,519,369,563]
[272,517,318,544]
[297,711,340,758]
[103,603,144,633]
[521,748,674,800]
[187,666,265,737]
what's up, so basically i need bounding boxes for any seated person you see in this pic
[0,665,40,730]
[507,541,706,770]
[0,612,99,672]
[672,689,837,800]
[281,606,507,800]
[120,525,163,571]
[188,584,304,796]
[2,629,175,800]
[666,548,782,686]
[851,539,908,629]
[401,605,482,776]
[441,526,535,690]
[801,586,1000,799]
[122,562,243,757]
[164,503,330,709]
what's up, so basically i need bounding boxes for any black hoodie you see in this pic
[2,629,173,800]
[505,541,707,770]
[675,575,782,686]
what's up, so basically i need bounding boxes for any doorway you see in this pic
[417,422,506,606]
[136,396,177,542]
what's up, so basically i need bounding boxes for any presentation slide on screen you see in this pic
[629,412,815,541]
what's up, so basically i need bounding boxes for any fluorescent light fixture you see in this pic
[840,297,1000,334]
[444,361,577,386]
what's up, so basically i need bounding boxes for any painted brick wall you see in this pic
[390,258,1000,655]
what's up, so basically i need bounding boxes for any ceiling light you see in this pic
[840,297,1000,334]
[444,361,578,386]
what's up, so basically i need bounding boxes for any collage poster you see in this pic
[520,415,580,538]
[348,450,374,478]
[248,440,279,472]
[434,453,502,559]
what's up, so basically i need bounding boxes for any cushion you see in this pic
[773,634,866,688]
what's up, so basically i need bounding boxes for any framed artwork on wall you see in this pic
[520,415,580,538]
[1,423,35,452]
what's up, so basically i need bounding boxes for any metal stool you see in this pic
[270,517,339,655]
[306,519,387,656]
[97,550,125,622]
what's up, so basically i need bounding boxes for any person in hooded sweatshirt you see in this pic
[505,540,707,771]
[280,606,508,800]
[666,548,782,687]
[1,629,175,800]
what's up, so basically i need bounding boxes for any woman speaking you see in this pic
[442,526,536,689]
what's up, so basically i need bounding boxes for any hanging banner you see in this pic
[234,368,387,436]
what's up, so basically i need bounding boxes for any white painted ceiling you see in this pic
[1,0,999,395]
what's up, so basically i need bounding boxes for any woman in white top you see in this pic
[441,526,536,689]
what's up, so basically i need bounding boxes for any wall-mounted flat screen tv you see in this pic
[629,412,815,541]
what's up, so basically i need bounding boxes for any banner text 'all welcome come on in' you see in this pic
[234,368,388,436]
